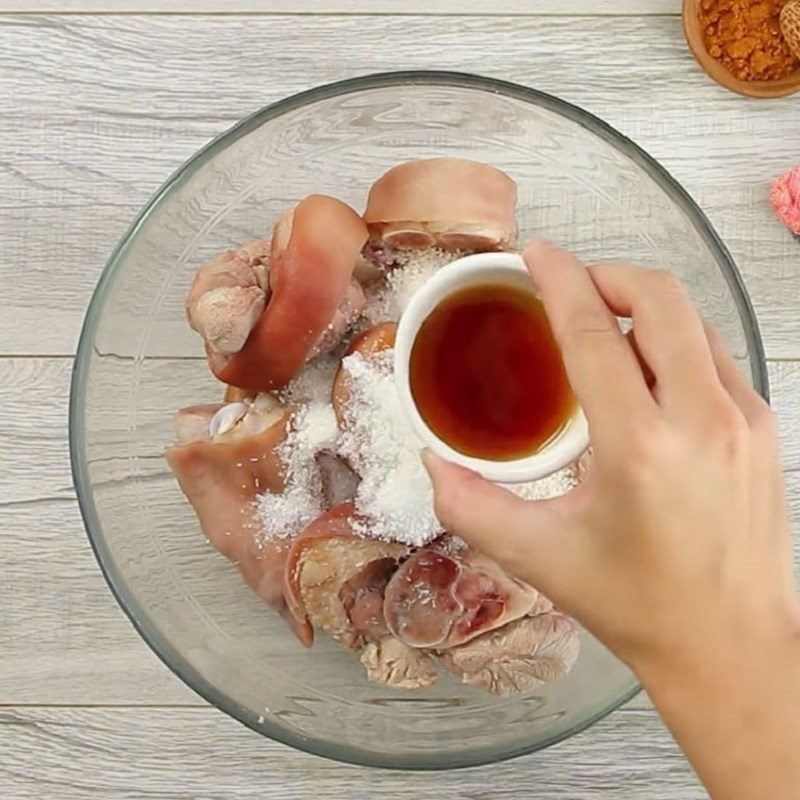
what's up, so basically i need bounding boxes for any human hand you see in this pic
[423,240,799,676]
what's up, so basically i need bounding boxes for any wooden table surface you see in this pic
[1,1,798,797]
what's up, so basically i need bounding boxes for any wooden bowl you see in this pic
[683,0,800,98]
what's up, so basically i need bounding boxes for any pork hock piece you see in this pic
[383,538,552,650]
[360,636,439,691]
[363,158,517,252]
[284,503,410,649]
[285,503,441,690]
[165,396,313,646]
[185,238,270,357]
[440,612,580,697]
[188,194,368,392]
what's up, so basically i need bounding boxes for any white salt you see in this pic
[437,534,469,555]
[279,355,339,405]
[504,464,581,501]
[362,248,458,325]
[338,349,443,547]
[254,246,582,549]
[254,402,338,540]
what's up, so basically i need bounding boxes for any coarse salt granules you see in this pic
[338,349,444,547]
[362,248,459,324]
[504,463,581,501]
[258,362,582,546]
[279,354,340,405]
[254,402,338,540]
[256,245,584,548]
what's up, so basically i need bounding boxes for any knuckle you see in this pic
[713,396,745,431]
[706,395,751,449]
[617,416,671,473]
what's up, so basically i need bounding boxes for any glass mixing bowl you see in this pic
[70,71,767,769]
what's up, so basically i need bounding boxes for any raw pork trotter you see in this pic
[364,158,517,252]
[383,539,551,649]
[284,503,409,648]
[440,611,580,696]
[166,396,313,645]
[189,195,368,391]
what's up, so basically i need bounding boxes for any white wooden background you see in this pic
[1,1,799,797]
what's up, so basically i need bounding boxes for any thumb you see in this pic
[422,449,574,594]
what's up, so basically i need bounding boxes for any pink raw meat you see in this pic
[284,503,410,648]
[166,401,313,646]
[383,538,549,649]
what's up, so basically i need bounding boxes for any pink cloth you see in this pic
[771,166,800,237]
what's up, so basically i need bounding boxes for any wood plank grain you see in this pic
[0,15,798,357]
[2,356,799,705]
[0,1,682,16]
[8,356,800,503]
[0,707,704,799]
[0,496,196,704]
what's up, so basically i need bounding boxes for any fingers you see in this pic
[587,263,723,421]
[702,323,789,584]
[523,241,656,442]
[422,449,571,597]
[702,320,773,429]
[625,328,656,389]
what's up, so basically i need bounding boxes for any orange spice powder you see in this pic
[699,0,800,81]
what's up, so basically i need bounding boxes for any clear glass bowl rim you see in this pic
[69,70,769,771]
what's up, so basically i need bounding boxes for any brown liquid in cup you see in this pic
[409,283,576,461]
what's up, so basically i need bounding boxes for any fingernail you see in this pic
[521,240,556,288]
[421,448,453,477]
[420,447,438,471]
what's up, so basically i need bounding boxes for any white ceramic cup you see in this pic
[394,251,589,483]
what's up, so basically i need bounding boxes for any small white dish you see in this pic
[394,251,589,483]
